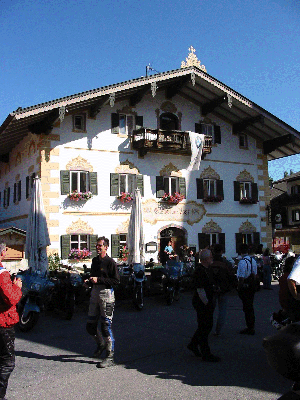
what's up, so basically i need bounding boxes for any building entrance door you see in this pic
[159,227,186,264]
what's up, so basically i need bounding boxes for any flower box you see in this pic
[161,192,185,204]
[68,191,92,201]
[68,248,92,260]
[117,192,133,203]
[203,195,223,203]
[239,197,257,204]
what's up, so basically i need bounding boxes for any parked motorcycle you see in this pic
[16,269,55,332]
[163,261,183,305]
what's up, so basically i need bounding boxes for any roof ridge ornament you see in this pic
[181,46,207,72]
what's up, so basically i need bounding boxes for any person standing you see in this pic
[0,241,22,400]
[85,236,120,368]
[262,248,272,290]
[237,243,257,335]
[211,244,236,336]
[187,249,221,362]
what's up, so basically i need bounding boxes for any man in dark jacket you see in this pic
[85,236,120,368]
[187,249,221,362]
[0,241,22,400]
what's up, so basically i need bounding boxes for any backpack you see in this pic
[211,260,237,294]
[242,257,257,290]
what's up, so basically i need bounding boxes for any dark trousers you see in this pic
[191,304,214,356]
[238,287,255,330]
[0,327,15,399]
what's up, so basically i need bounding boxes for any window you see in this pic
[292,210,300,222]
[156,176,186,198]
[234,181,258,203]
[291,185,300,195]
[160,113,179,130]
[60,234,98,259]
[60,170,98,195]
[204,179,216,197]
[235,232,260,253]
[195,123,221,144]
[13,181,21,203]
[71,171,89,192]
[240,182,251,199]
[239,134,248,149]
[73,114,86,132]
[198,232,225,251]
[110,173,144,197]
[111,113,143,135]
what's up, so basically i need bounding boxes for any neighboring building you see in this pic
[0,48,299,266]
[271,172,300,253]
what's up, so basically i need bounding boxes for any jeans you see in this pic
[0,326,15,399]
[263,265,272,289]
[87,287,115,352]
[214,294,228,334]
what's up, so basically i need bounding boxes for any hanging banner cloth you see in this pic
[187,132,205,171]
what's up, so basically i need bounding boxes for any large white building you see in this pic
[1,48,299,266]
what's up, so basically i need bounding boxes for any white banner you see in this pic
[187,132,205,171]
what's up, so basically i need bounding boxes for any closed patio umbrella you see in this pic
[127,188,144,265]
[25,177,51,274]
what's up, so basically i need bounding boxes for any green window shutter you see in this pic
[61,235,70,259]
[253,232,260,249]
[214,125,221,144]
[7,187,10,206]
[18,180,21,201]
[156,176,165,198]
[198,233,210,250]
[196,178,204,199]
[235,233,243,254]
[89,172,98,195]
[136,174,144,196]
[26,176,30,199]
[251,183,258,203]
[111,113,119,134]
[219,233,225,252]
[110,173,119,196]
[234,181,240,201]
[89,235,98,258]
[3,190,6,207]
[60,170,70,195]
[111,234,120,258]
[13,183,16,203]
[216,180,224,199]
[178,177,186,197]
[135,116,143,130]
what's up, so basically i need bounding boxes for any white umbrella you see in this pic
[25,177,51,274]
[127,188,144,265]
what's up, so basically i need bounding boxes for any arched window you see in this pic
[160,113,179,130]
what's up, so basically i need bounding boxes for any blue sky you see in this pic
[0,0,299,180]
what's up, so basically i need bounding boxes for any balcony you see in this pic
[131,128,212,157]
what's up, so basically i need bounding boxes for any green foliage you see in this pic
[48,253,61,271]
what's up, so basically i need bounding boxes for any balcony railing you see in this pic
[132,128,212,157]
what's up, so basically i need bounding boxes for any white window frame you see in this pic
[119,114,135,135]
[209,233,219,247]
[163,176,179,196]
[240,181,252,199]
[70,170,89,193]
[70,234,89,251]
[204,179,216,197]
[292,209,300,222]
[242,233,253,245]
[118,173,136,195]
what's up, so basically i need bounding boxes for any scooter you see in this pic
[16,269,55,332]
[163,261,183,305]
[131,263,146,310]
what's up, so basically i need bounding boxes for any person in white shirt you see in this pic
[236,243,258,335]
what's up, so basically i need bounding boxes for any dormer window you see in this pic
[73,114,86,132]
